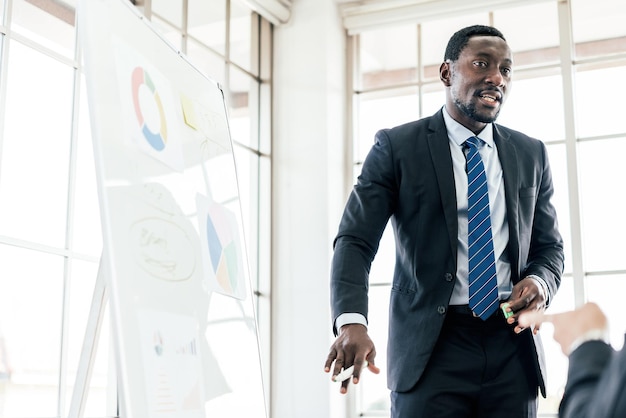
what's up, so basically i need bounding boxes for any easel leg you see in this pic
[69,259,108,418]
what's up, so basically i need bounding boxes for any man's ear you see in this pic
[440,61,451,86]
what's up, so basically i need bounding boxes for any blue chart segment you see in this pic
[131,66,167,151]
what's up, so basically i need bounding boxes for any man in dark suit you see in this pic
[324,25,564,417]
[519,303,626,418]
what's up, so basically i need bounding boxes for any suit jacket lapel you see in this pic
[427,111,458,266]
[493,125,521,282]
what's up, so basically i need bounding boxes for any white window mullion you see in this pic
[557,0,585,306]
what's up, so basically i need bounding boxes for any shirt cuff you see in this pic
[568,328,610,355]
[335,313,367,331]
[526,274,550,306]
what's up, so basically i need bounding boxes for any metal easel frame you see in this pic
[68,257,124,417]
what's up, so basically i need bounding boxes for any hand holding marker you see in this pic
[332,361,369,382]
[501,302,514,319]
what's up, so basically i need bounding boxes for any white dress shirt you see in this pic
[442,107,512,305]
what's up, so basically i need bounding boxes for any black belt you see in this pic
[447,304,506,319]
[447,305,477,316]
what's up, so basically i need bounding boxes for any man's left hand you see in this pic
[501,277,546,334]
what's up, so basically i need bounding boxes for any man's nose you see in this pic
[486,69,505,87]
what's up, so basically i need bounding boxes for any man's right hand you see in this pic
[324,323,380,394]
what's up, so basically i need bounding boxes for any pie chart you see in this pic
[206,204,240,296]
[131,66,167,151]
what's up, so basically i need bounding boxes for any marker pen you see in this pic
[332,361,368,382]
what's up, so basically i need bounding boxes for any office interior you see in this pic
[0,0,625,417]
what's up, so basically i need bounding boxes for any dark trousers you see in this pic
[391,306,538,418]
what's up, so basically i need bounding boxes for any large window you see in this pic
[348,0,626,416]
[0,0,271,416]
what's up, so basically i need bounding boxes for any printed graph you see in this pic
[132,66,168,151]
[112,36,185,171]
[196,194,246,300]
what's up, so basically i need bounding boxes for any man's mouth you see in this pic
[479,92,501,103]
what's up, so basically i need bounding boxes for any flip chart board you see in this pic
[78,0,267,416]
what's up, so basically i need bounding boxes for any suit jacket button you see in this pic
[444,273,453,282]
[437,305,446,314]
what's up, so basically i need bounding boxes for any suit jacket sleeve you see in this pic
[514,138,564,302]
[330,127,398,334]
[560,335,626,418]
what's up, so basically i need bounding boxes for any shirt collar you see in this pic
[442,106,494,148]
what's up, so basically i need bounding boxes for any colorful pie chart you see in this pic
[131,66,167,151]
[206,204,240,296]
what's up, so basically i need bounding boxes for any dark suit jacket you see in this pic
[560,336,626,417]
[331,109,564,394]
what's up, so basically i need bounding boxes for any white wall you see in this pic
[271,0,351,416]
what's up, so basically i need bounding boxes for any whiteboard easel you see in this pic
[75,0,268,416]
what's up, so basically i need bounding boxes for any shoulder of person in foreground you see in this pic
[561,336,626,418]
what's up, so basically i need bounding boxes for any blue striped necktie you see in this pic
[465,136,499,320]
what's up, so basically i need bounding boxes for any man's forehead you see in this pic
[463,36,512,61]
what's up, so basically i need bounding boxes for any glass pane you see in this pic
[0,245,64,417]
[537,277,576,415]
[578,137,626,272]
[229,65,257,149]
[355,88,419,163]
[11,0,75,58]
[544,144,572,275]
[420,13,489,80]
[188,0,226,56]
[152,0,182,28]
[421,84,445,118]
[233,144,259,281]
[0,41,74,248]
[258,80,271,155]
[258,154,271,292]
[497,74,565,142]
[572,0,626,59]
[359,24,417,90]
[575,65,626,138]
[230,1,253,73]
[187,37,226,85]
[493,2,560,66]
[73,77,102,257]
[151,15,182,51]
[255,196,271,412]
[586,274,626,350]
[82,304,114,416]
[62,258,110,416]
[546,275,576,314]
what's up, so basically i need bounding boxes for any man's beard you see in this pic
[453,96,500,123]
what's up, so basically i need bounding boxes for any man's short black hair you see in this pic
[443,25,506,62]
